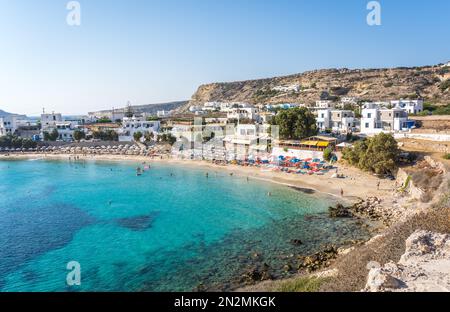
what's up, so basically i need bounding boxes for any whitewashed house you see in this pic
[316,109,331,131]
[157,110,171,118]
[316,109,357,133]
[223,124,270,160]
[391,99,423,115]
[315,100,336,109]
[362,101,390,109]
[361,108,412,135]
[55,122,76,141]
[118,116,160,142]
[41,112,63,131]
[227,107,259,122]
[0,116,18,136]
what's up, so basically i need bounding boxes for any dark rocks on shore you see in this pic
[240,263,273,285]
[297,245,338,273]
[329,204,353,218]
[329,198,387,224]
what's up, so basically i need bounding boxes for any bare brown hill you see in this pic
[182,63,450,111]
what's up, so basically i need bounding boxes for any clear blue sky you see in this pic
[1,0,449,115]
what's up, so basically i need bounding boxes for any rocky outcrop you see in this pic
[182,64,450,110]
[364,230,450,292]
[329,197,402,225]
[396,157,446,203]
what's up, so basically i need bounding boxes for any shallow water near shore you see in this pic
[0,159,371,291]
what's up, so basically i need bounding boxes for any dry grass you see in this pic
[320,205,450,292]
[277,277,329,292]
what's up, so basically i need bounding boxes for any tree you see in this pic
[342,133,400,174]
[43,129,59,141]
[157,133,176,145]
[271,107,318,140]
[323,147,334,162]
[50,129,59,141]
[144,131,154,142]
[0,135,37,148]
[73,130,86,141]
[92,130,118,141]
[133,131,143,142]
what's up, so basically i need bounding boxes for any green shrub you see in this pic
[0,135,37,148]
[443,154,450,160]
[323,147,333,162]
[342,133,400,174]
[440,79,450,92]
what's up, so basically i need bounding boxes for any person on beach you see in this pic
[377,181,380,190]
[340,188,344,197]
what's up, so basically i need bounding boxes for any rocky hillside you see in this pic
[184,63,450,110]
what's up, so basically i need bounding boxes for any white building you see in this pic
[272,84,301,93]
[118,116,160,142]
[223,124,270,160]
[316,109,331,132]
[315,100,336,109]
[362,101,390,109]
[391,99,423,115]
[0,116,18,136]
[157,110,171,118]
[361,108,412,135]
[55,122,76,141]
[202,102,221,112]
[266,103,301,110]
[227,107,259,122]
[316,109,357,133]
[41,112,63,131]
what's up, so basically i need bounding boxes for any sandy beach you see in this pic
[1,152,396,205]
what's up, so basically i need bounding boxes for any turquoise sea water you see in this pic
[0,159,370,291]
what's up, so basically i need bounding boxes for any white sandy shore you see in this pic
[1,152,396,205]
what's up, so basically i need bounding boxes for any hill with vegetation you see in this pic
[182,63,450,111]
